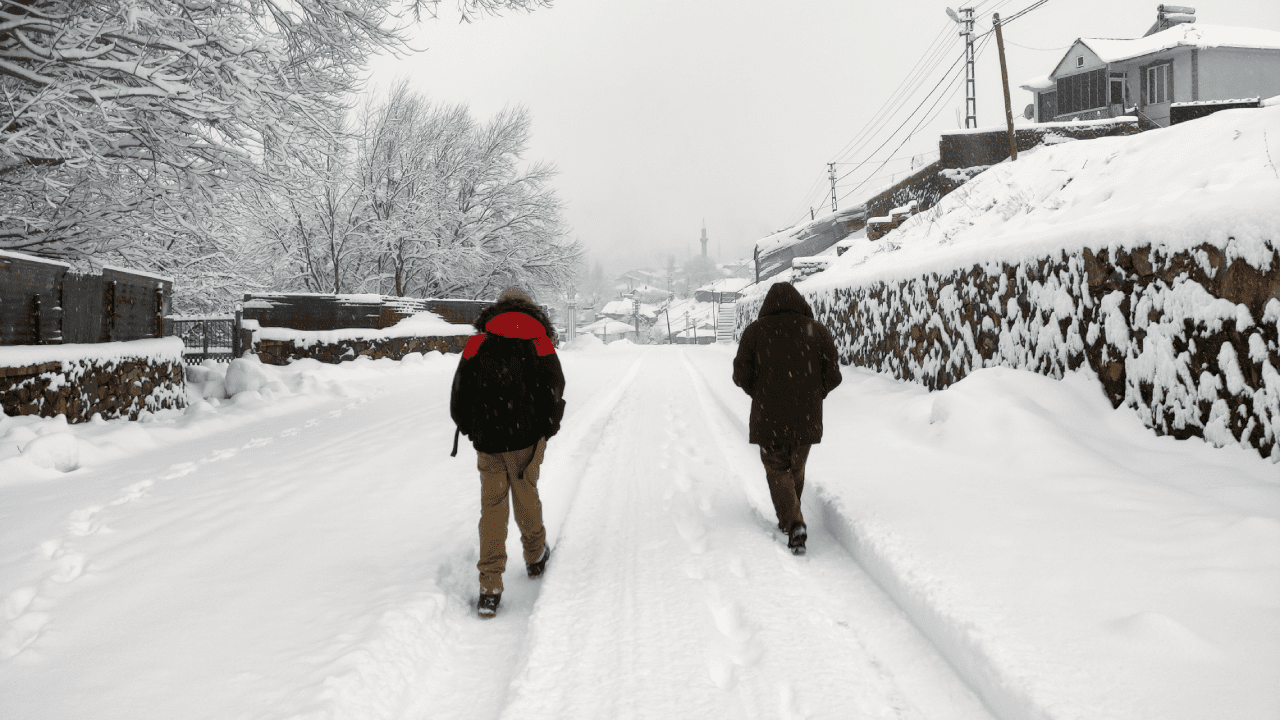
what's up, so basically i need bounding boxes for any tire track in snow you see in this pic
[677,348,1002,720]
[491,348,993,719]
[313,352,649,720]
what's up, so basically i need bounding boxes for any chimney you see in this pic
[1145,4,1195,36]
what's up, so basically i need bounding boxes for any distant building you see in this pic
[1020,14,1280,128]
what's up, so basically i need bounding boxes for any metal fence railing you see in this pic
[170,314,241,364]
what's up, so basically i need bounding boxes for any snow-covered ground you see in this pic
[1,345,1276,719]
[778,102,1280,297]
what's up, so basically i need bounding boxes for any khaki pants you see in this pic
[477,438,548,594]
[760,444,811,532]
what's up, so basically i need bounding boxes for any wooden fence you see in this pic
[0,250,172,346]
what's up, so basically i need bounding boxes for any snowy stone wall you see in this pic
[737,239,1280,458]
[253,335,470,365]
[0,339,186,422]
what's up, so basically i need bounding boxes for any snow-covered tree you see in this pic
[260,83,579,300]
[0,0,549,270]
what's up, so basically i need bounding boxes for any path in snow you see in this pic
[0,347,993,720]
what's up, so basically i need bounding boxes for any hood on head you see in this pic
[758,282,814,319]
[474,295,557,344]
[497,286,535,305]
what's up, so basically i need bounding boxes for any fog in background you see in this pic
[365,0,1280,276]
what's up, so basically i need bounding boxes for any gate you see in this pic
[170,313,241,364]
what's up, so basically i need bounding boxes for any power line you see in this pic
[826,20,954,165]
[1004,39,1068,51]
[834,45,970,186]
[830,26,959,167]
[839,33,994,205]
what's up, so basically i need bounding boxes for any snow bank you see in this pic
[811,364,1280,720]
[808,105,1279,290]
[739,105,1280,457]
[0,349,456,482]
[561,333,605,352]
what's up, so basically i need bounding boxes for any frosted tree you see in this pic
[269,83,580,300]
[0,0,549,267]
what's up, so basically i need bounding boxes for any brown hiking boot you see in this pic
[477,593,501,618]
[788,523,807,556]
[527,546,551,579]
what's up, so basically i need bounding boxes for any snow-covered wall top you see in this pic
[0,248,70,268]
[0,338,183,368]
[938,116,1136,136]
[245,312,472,344]
[799,104,1280,295]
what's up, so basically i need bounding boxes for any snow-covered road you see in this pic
[0,346,991,720]
[3,342,1277,720]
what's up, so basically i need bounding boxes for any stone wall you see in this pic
[0,342,186,422]
[938,119,1141,169]
[253,335,470,366]
[738,238,1280,458]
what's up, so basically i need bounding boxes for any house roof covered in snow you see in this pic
[1019,74,1055,92]
[1048,24,1280,80]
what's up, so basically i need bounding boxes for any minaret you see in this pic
[700,220,708,258]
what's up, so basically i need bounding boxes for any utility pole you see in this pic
[827,162,838,212]
[994,13,1018,161]
[947,7,977,128]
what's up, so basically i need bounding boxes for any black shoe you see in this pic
[527,546,551,579]
[477,593,501,618]
[788,523,807,556]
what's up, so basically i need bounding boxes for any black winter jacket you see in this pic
[450,298,566,454]
[732,282,842,447]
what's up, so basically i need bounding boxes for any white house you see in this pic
[1021,20,1280,127]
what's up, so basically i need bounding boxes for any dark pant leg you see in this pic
[791,444,811,502]
[760,445,805,531]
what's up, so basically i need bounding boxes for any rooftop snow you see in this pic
[1020,74,1055,91]
[0,248,71,268]
[1078,24,1280,65]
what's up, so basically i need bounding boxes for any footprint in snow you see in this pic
[111,480,153,505]
[0,611,50,661]
[203,448,238,462]
[304,419,320,428]
[243,437,272,449]
[279,428,300,437]
[162,462,196,480]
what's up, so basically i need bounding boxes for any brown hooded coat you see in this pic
[732,283,842,446]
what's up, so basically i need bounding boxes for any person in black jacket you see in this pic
[451,287,566,618]
[732,282,842,555]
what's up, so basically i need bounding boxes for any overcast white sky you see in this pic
[364,0,1280,274]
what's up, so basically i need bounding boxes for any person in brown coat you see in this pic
[732,282,842,555]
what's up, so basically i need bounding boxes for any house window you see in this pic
[1147,64,1170,104]
[1076,56,1085,68]
[1055,69,1107,115]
